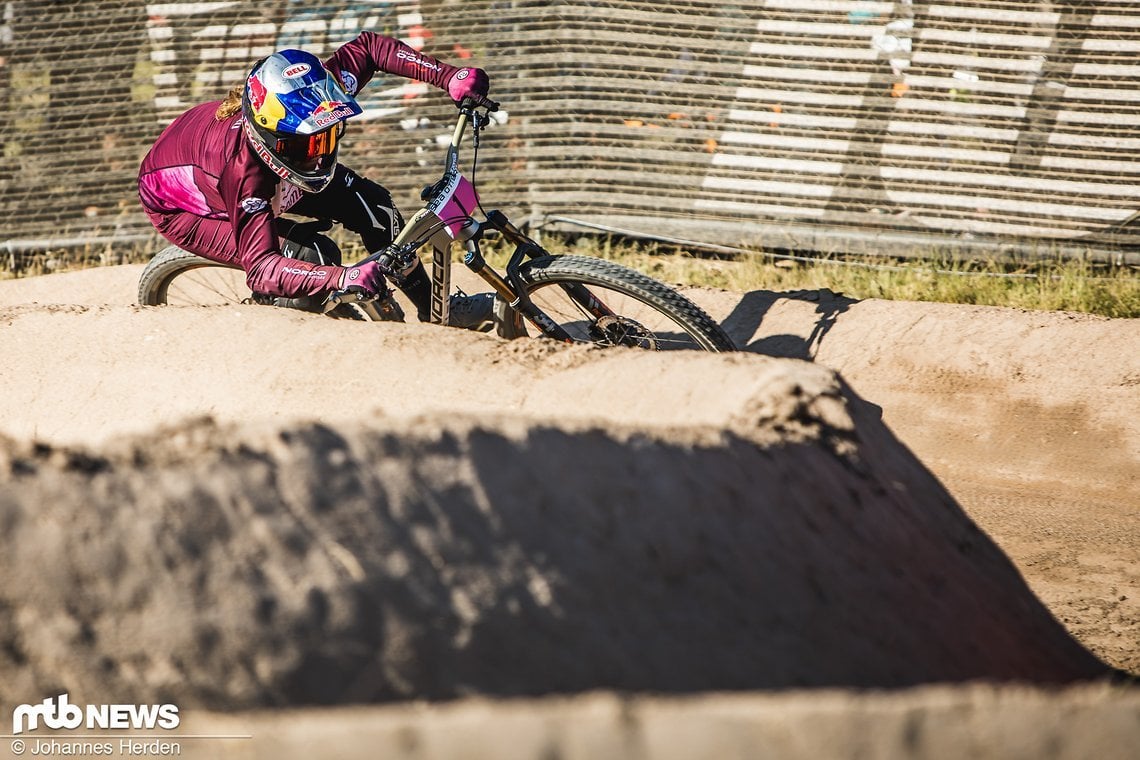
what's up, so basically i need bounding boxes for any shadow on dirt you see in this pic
[721,289,858,358]
[0,371,1110,709]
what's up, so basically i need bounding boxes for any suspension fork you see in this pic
[484,210,618,320]
[461,213,576,341]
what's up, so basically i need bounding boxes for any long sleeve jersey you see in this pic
[138,32,462,297]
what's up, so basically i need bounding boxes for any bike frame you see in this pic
[355,103,620,341]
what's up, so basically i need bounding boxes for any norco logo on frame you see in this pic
[12,694,180,734]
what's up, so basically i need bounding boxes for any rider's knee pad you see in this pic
[274,226,344,312]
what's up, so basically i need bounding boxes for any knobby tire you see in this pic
[137,246,244,306]
[513,255,735,352]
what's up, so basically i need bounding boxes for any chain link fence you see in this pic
[2,1,1138,266]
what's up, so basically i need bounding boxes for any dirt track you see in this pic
[0,264,1136,757]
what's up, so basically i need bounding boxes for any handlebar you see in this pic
[361,240,423,272]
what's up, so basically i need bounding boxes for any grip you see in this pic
[460,94,499,112]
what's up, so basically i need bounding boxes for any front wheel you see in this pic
[506,255,735,352]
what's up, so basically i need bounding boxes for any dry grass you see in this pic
[5,232,1138,319]
[540,236,1140,319]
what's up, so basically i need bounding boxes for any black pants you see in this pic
[290,164,405,255]
[278,165,433,319]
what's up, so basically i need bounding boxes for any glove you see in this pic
[447,67,490,104]
[338,260,386,297]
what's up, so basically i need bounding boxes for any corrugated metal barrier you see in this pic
[1,1,1138,264]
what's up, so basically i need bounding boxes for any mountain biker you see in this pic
[137,32,495,328]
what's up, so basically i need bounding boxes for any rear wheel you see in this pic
[506,255,734,352]
[137,246,250,306]
[137,246,398,322]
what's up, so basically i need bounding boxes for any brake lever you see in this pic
[322,245,414,317]
[322,286,405,322]
[364,245,420,278]
[322,288,375,313]
[459,95,500,113]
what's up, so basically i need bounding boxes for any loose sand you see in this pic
[0,264,1134,758]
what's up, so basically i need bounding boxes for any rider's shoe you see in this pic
[448,291,496,331]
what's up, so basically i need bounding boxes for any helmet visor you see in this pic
[274,122,344,172]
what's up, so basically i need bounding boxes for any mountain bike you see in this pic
[137,98,736,352]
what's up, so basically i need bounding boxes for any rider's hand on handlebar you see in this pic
[337,260,387,298]
[447,67,490,104]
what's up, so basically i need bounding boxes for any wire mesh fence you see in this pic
[1,1,1138,267]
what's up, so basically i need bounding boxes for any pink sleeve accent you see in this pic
[138,165,213,217]
[324,31,459,95]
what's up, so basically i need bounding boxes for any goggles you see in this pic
[274,122,344,170]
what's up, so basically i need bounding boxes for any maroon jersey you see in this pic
[138,32,460,297]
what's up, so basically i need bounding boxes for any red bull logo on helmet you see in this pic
[312,100,355,128]
[248,74,268,110]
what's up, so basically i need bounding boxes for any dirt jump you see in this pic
[0,264,1135,759]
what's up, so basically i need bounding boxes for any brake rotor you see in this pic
[591,315,658,349]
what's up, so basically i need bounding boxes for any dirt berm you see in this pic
[0,266,1135,757]
[0,349,1110,708]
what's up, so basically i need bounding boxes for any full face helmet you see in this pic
[242,50,362,193]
